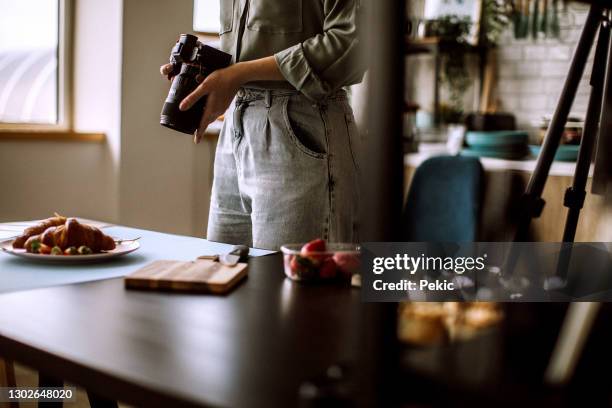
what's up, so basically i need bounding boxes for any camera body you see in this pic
[160,34,232,135]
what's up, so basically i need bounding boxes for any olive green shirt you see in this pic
[219,0,363,101]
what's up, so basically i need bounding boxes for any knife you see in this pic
[219,245,249,266]
[198,245,250,266]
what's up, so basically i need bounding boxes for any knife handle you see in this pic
[229,245,249,260]
[197,255,220,261]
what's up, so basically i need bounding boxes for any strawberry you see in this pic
[332,253,360,278]
[290,255,317,280]
[301,238,327,265]
[319,257,337,279]
[301,238,326,254]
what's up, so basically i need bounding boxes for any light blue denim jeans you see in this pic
[206,87,361,250]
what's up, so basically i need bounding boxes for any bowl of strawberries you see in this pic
[281,239,361,283]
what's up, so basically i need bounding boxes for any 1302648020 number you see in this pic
[3,387,75,402]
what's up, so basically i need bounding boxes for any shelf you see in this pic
[404,143,591,178]
[405,36,488,55]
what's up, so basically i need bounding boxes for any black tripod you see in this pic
[500,5,612,287]
[514,5,611,244]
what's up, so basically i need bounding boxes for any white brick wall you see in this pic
[405,1,596,139]
[495,2,594,134]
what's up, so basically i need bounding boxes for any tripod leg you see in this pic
[513,5,603,241]
[503,5,603,280]
[549,21,612,288]
[562,19,610,243]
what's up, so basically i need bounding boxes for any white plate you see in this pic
[0,239,140,264]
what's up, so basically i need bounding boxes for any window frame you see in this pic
[192,0,222,36]
[0,0,73,132]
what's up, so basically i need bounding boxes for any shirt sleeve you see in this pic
[274,0,364,101]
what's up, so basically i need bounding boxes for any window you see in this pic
[0,0,69,127]
[193,0,221,35]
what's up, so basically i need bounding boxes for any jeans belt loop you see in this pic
[233,99,247,139]
[264,90,272,108]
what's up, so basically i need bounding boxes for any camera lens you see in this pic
[160,64,205,135]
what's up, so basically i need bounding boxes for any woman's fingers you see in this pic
[193,116,212,144]
[160,63,173,76]
[193,98,219,144]
[194,115,215,143]
[180,80,211,111]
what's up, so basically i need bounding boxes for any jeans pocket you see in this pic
[281,96,327,160]
[344,108,360,172]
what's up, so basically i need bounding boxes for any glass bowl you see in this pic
[280,243,361,282]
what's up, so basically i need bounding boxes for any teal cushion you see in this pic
[402,155,483,242]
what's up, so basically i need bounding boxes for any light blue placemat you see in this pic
[0,231,18,240]
[0,226,275,294]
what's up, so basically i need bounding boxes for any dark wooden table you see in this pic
[0,254,364,407]
[4,254,612,407]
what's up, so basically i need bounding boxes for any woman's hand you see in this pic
[180,65,244,144]
[159,56,284,144]
[160,63,173,79]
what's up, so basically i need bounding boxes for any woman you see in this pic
[161,0,364,250]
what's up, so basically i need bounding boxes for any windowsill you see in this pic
[0,118,223,142]
[0,130,105,142]
[204,119,223,137]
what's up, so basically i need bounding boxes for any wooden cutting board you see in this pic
[125,259,248,294]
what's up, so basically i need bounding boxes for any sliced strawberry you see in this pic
[333,253,361,278]
[291,255,317,280]
[319,257,337,279]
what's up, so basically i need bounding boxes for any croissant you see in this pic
[12,215,67,249]
[23,234,43,252]
[24,219,115,253]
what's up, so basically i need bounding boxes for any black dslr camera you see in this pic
[160,34,232,135]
